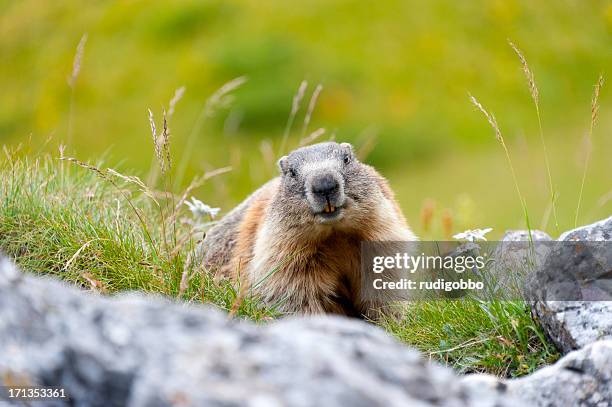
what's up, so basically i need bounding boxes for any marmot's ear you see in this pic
[277,156,289,173]
[340,142,354,156]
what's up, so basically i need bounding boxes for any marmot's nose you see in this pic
[311,174,339,197]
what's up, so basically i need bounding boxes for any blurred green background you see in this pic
[1,0,611,238]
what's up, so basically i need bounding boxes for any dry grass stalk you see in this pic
[299,128,326,147]
[60,156,107,179]
[67,33,88,145]
[162,109,171,173]
[2,146,12,162]
[509,40,558,231]
[539,201,553,231]
[165,166,231,227]
[177,253,193,298]
[60,156,158,255]
[508,41,538,106]
[228,261,247,318]
[260,139,275,170]
[68,33,88,89]
[148,108,172,175]
[202,166,233,181]
[356,128,378,160]
[575,74,604,227]
[81,272,108,294]
[469,94,532,235]
[591,76,604,122]
[292,81,308,118]
[64,238,104,271]
[468,94,503,143]
[597,189,612,208]
[174,77,247,188]
[279,80,308,155]
[107,168,159,206]
[204,76,248,118]
[301,84,323,138]
[169,230,198,259]
[148,108,161,163]
[168,86,186,118]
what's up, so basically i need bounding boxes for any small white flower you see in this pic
[453,228,493,242]
[185,197,220,219]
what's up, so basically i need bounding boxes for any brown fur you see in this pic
[202,142,416,318]
[230,182,275,275]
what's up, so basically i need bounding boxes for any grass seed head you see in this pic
[168,86,186,118]
[591,74,604,127]
[302,84,323,136]
[468,94,503,144]
[509,40,539,107]
[68,33,88,88]
[292,80,308,116]
[204,76,248,118]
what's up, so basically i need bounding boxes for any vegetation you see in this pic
[0,150,279,322]
[381,301,558,377]
[2,0,609,379]
[2,1,611,237]
[0,143,558,377]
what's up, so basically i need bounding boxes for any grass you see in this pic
[5,2,611,236]
[0,149,279,322]
[575,74,605,228]
[66,33,87,147]
[1,2,610,261]
[0,145,559,377]
[508,40,558,233]
[8,27,604,377]
[381,300,558,377]
[468,94,534,242]
[2,0,611,385]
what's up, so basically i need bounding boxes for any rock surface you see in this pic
[559,216,612,241]
[531,301,612,354]
[500,229,552,242]
[0,258,514,407]
[508,340,612,407]
[1,257,612,407]
[529,216,612,353]
[490,229,553,297]
[460,341,612,406]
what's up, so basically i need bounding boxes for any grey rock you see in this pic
[0,257,516,407]
[531,301,612,353]
[527,241,611,301]
[1,257,612,406]
[508,340,612,407]
[559,216,612,241]
[487,230,552,299]
[529,217,612,353]
[501,229,552,242]
[498,229,553,279]
[462,342,612,407]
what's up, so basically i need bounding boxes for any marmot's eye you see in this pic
[343,154,351,165]
[288,168,297,178]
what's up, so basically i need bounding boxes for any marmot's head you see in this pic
[276,142,377,227]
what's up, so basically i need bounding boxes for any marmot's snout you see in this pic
[306,170,346,221]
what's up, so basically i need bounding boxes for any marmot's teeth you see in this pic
[323,203,336,214]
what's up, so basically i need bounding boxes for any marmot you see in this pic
[201,142,416,318]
